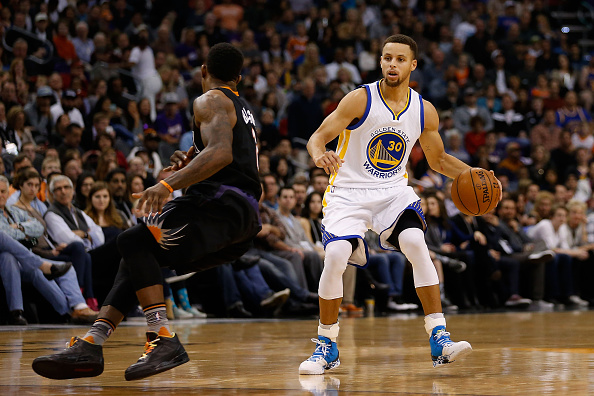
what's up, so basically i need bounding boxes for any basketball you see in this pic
[451,168,501,216]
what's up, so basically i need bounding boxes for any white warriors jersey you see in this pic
[329,80,425,188]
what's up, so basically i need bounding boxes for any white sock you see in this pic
[318,321,339,342]
[424,313,446,336]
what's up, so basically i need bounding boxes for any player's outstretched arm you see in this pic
[134,91,235,214]
[307,88,367,175]
[418,100,471,179]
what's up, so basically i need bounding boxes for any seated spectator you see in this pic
[53,20,78,66]
[453,87,493,134]
[550,130,577,180]
[50,90,85,130]
[530,109,562,152]
[96,132,128,169]
[24,86,54,144]
[127,128,163,179]
[298,191,324,249]
[45,175,104,251]
[105,168,136,227]
[7,106,34,151]
[57,123,84,161]
[528,205,589,306]
[8,169,99,309]
[497,141,527,183]
[62,156,83,188]
[276,187,324,291]
[445,129,470,163]
[556,90,592,129]
[0,230,97,325]
[127,156,156,188]
[564,200,594,303]
[492,94,526,138]
[262,173,280,210]
[464,116,487,157]
[74,172,96,209]
[84,181,129,244]
[155,92,187,148]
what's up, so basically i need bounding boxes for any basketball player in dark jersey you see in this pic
[32,43,262,381]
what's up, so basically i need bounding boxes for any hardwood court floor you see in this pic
[1,310,594,395]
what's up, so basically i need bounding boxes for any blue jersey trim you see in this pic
[419,94,425,133]
[347,84,371,130]
[321,224,370,267]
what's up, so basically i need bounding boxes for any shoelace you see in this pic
[66,337,78,348]
[140,337,160,360]
[309,338,330,361]
[434,331,454,347]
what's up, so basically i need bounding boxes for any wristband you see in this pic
[160,180,174,193]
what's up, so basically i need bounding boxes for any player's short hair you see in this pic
[382,34,418,60]
[206,43,244,82]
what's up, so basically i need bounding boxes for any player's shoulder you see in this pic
[193,88,235,119]
[337,85,369,111]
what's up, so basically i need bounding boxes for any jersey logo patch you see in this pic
[365,132,406,174]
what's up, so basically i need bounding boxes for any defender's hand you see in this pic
[314,151,344,175]
[164,146,196,172]
[133,182,171,215]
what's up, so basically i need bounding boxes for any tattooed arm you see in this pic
[134,90,236,214]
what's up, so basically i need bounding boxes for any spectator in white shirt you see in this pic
[44,175,104,252]
[527,205,589,306]
[72,21,94,64]
[128,25,162,121]
[50,89,85,129]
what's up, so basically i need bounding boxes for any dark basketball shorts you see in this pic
[138,185,261,274]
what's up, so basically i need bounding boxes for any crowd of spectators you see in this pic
[1,0,594,324]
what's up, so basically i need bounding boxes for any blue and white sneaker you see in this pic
[299,336,340,375]
[430,326,472,367]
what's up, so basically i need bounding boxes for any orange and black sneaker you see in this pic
[124,330,189,381]
[32,336,104,379]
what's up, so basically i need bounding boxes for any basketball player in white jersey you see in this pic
[299,34,500,374]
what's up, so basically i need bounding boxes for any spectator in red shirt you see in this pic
[464,116,487,157]
[53,20,77,65]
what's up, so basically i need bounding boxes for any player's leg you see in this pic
[115,224,189,381]
[32,260,133,379]
[388,209,472,367]
[299,238,356,375]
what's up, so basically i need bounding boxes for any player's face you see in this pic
[380,43,417,87]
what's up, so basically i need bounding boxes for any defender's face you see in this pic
[380,43,416,87]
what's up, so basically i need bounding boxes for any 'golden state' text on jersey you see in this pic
[330,81,425,188]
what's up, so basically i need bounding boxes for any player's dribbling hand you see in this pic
[314,151,344,175]
[164,146,196,172]
[489,170,503,202]
[133,182,171,215]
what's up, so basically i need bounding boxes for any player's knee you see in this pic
[398,228,426,257]
[116,224,150,254]
[323,240,352,277]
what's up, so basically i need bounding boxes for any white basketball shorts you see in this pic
[321,185,426,266]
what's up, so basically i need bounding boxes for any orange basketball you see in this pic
[451,168,501,216]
